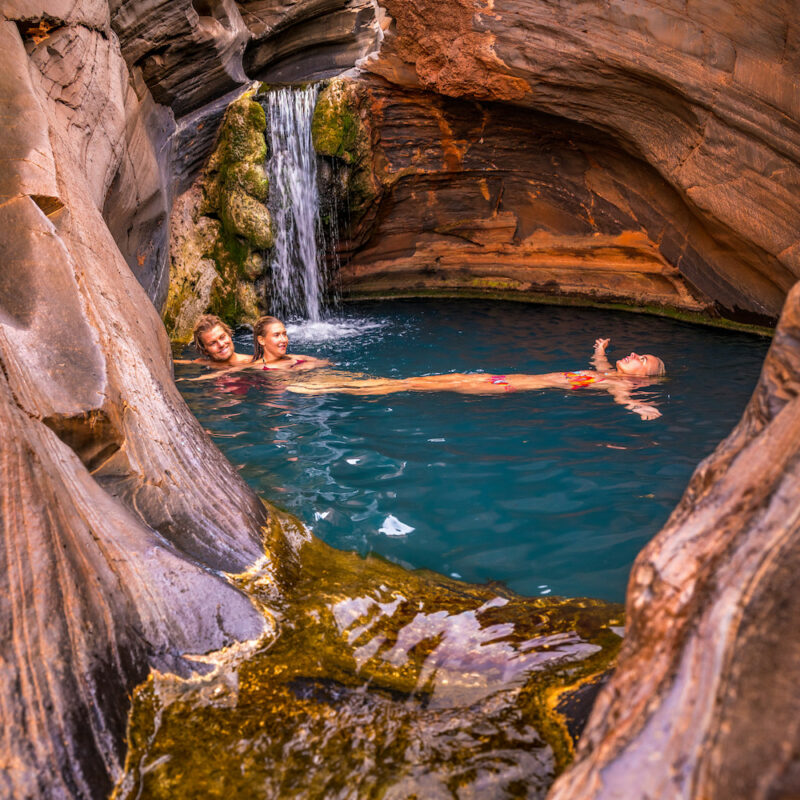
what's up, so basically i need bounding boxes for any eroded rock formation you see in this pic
[1,6,273,795]
[362,0,800,323]
[317,77,712,316]
[3,0,800,797]
[549,280,800,799]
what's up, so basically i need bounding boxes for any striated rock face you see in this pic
[321,77,712,316]
[1,6,273,796]
[548,279,800,799]
[2,0,800,797]
[240,0,385,83]
[363,0,800,322]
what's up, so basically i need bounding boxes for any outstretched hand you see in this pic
[631,402,661,421]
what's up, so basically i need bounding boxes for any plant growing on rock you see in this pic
[165,92,274,339]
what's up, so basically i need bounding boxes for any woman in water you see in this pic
[287,338,665,420]
[178,314,329,376]
[249,315,329,372]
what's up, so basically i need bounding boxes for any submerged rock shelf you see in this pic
[115,507,623,799]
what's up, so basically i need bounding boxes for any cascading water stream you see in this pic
[266,85,326,322]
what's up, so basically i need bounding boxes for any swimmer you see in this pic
[174,314,253,369]
[248,315,329,372]
[176,314,329,378]
[287,338,665,420]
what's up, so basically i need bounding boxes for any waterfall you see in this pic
[266,85,326,322]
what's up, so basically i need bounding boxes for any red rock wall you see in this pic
[362,0,800,321]
[335,79,728,316]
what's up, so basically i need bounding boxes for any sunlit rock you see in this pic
[165,92,272,338]
[364,0,800,322]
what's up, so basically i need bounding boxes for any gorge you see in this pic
[2,0,799,797]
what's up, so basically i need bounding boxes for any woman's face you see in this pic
[199,324,235,362]
[258,322,289,360]
[616,352,662,377]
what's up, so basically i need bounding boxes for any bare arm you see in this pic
[591,338,613,372]
[604,380,661,420]
[292,356,331,370]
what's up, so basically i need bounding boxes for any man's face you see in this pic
[200,325,235,362]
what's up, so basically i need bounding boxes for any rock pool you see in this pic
[177,300,768,602]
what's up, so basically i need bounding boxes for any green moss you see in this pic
[114,504,623,799]
[166,90,274,332]
[312,79,379,222]
[312,82,360,163]
[213,95,267,166]
[219,190,273,250]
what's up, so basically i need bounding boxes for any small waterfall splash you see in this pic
[266,85,325,322]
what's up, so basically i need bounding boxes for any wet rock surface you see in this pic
[1,0,799,797]
[114,513,624,799]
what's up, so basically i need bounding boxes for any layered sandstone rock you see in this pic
[2,0,800,797]
[364,0,800,322]
[319,77,712,316]
[240,0,385,83]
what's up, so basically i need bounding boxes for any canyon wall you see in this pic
[360,0,800,323]
[1,4,274,795]
[2,0,799,797]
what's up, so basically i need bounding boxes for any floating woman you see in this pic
[287,338,666,420]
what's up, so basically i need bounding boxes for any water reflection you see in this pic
[115,508,623,799]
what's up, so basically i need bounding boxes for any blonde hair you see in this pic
[252,316,284,361]
[192,315,233,357]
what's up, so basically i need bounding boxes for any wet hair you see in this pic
[648,356,666,377]
[192,314,233,357]
[252,316,284,362]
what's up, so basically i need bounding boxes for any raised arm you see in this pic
[591,337,613,372]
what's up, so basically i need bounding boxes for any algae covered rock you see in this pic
[165,91,274,338]
[115,507,624,798]
[312,78,379,222]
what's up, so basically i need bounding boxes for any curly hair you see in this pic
[192,315,233,357]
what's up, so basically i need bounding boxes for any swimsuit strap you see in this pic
[489,375,509,385]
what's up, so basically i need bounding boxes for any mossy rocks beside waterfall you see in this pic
[164,92,273,340]
[312,78,379,222]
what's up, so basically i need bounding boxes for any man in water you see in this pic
[287,338,665,420]
[178,315,254,368]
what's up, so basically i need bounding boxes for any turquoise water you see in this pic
[177,301,769,602]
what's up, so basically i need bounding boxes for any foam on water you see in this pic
[286,316,388,344]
